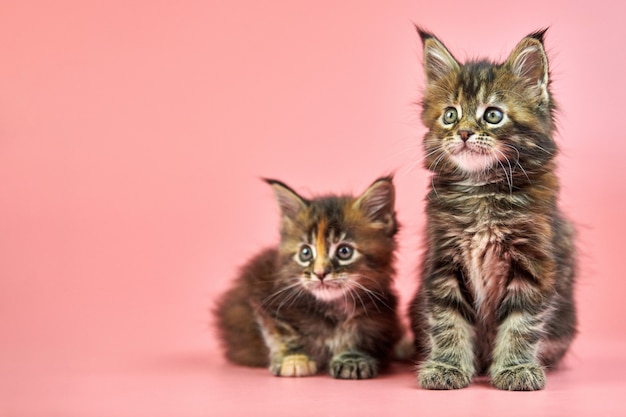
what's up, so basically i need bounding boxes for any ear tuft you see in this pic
[527,28,548,44]
[414,25,435,44]
[264,179,308,220]
[506,31,550,99]
[419,30,459,84]
[354,177,396,234]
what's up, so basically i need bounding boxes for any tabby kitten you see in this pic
[409,28,577,391]
[215,177,402,379]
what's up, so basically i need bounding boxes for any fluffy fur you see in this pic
[215,177,403,379]
[409,28,577,391]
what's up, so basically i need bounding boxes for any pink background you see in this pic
[1,1,625,416]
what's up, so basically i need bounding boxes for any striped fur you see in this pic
[215,177,402,379]
[409,28,577,390]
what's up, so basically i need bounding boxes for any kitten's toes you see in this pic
[418,360,471,390]
[330,352,379,380]
[491,363,546,391]
[270,354,317,377]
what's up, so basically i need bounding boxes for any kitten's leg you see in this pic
[490,280,548,391]
[329,351,378,380]
[327,293,403,380]
[537,296,576,368]
[417,273,476,390]
[539,222,577,368]
[419,309,475,389]
[327,321,380,380]
[255,312,317,377]
[273,354,318,377]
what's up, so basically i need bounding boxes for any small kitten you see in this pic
[409,28,577,390]
[215,177,403,379]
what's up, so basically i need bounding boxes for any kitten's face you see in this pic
[287,219,365,302]
[267,178,396,303]
[419,29,557,180]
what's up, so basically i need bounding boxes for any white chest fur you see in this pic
[464,221,510,316]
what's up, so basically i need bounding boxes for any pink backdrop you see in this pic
[1,1,625,415]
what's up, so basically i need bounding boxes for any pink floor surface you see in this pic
[2,337,625,417]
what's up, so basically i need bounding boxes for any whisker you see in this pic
[493,148,514,194]
[348,287,368,316]
[285,288,306,311]
[400,147,441,177]
[275,287,305,316]
[502,144,531,183]
[261,281,302,307]
[352,284,381,313]
[263,280,305,316]
[350,280,391,311]
[428,152,446,198]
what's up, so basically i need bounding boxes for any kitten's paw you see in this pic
[270,354,317,377]
[491,363,546,391]
[329,352,379,380]
[418,361,471,390]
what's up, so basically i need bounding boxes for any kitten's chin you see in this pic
[450,150,494,173]
[307,281,347,302]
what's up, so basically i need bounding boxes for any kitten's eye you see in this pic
[298,245,314,263]
[442,107,458,125]
[335,244,354,261]
[483,107,504,125]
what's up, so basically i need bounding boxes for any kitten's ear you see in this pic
[417,27,460,84]
[264,179,308,220]
[354,177,397,235]
[505,29,550,101]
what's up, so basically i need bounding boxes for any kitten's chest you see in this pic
[455,203,512,314]
[320,319,358,353]
[303,313,360,359]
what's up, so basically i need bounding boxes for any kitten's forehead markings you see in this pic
[477,85,486,105]
[314,217,328,272]
[457,87,464,105]
[328,229,338,244]
[315,218,327,253]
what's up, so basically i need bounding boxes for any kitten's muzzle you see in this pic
[458,129,474,142]
[313,268,331,281]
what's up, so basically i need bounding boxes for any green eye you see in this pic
[484,107,504,124]
[299,245,314,263]
[336,244,354,261]
[443,107,458,125]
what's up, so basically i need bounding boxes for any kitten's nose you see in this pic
[458,129,474,142]
[313,268,330,281]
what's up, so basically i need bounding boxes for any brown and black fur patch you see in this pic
[215,177,403,379]
[409,28,577,391]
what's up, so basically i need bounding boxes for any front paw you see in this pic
[330,352,378,380]
[418,360,471,390]
[270,354,317,377]
[491,363,546,391]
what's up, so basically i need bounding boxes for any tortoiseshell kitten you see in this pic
[215,177,402,379]
[409,28,577,391]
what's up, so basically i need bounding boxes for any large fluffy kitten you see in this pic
[215,177,402,379]
[409,28,577,391]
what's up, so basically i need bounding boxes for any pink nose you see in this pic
[313,269,329,280]
[458,129,474,142]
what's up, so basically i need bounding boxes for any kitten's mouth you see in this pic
[449,146,494,172]
[452,143,488,156]
[308,280,346,301]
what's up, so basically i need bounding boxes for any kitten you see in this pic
[409,28,577,391]
[215,177,403,379]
